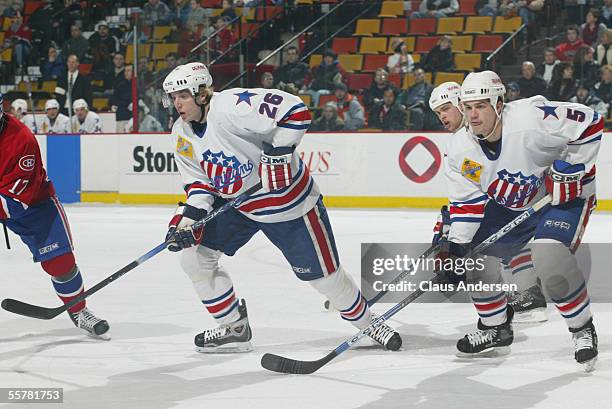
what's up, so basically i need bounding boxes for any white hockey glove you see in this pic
[544,160,585,206]
[165,202,207,252]
[259,144,295,193]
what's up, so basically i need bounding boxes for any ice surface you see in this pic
[1,205,611,409]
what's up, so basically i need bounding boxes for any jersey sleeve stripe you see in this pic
[450,204,485,215]
[450,194,488,205]
[450,216,483,223]
[279,102,307,122]
[572,116,604,143]
[278,122,311,130]
[238,165,311,212]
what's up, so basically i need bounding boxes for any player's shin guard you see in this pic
[42,252,85,313]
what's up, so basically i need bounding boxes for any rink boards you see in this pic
[34,132,612,210]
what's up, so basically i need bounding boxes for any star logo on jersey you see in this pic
[201,149,254,194]
[487,169,541,208]
[234,90,258,106]
[176,136,194,159]
[461,158,483,183]
[537,105,559,120]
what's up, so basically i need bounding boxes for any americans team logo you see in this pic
[200,149,254,194]
[487,169,541,208]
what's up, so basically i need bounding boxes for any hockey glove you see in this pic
[259,144,295,193]
[165,202,207,252]
[544,160,585,206]
[433,240,467,285]
[432,205,451,245]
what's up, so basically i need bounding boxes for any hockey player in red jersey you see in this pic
[0,93,110,339]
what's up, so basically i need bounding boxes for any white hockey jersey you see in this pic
[71,111,102,134]
[170,88,317,223]
[39,113,70,134]
[446,96,603,244]
[22,114,44,134]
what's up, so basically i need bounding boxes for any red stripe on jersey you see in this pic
[510,254,532,268]
[239,166,310,212]
[205,294,236,314]
[475,298,506,312]
[556,289,588,312]
[577,117,604,140]
[306,207,336,274]
[450,204,485,215]
[279,109,312,124]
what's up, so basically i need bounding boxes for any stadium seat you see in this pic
[319,94,336,107]
[434,72,465,86]
[353,19,381,36]
[152,26,172,42]
[387,37,415,53]
[152,43,179,60]
[403,72,432,89]
[155,60,168,71]
[338,54,364,72]
[332,37,358,54]
[24,2,43,15]
[436,17,464,34]
[408,18,436,35]
[493,16,523,33]
[2,18,11,31]
[0,32,4,43]
[202,0,223,6]
[464,16,493,34]
[457,0,478,16]
[295,0,314,4]
[309,54,322,68]
[241,8,256,22]
[451,35,473,52]
[41,81,57,93]
[378,1,404,18]
[239,23,259,39]
[454,53,482,71]
[363,54,389,71]
[93,98,109,111]
[126,44,152,64]
[415,36,440,53]
[473,35,503,52]
[298,94,312,106]
[412,54,421,64]
[382,19,408,35]
[388,73,402,88]
[0,47,12,63]
[359,37,388,54]
[347,73,373,91]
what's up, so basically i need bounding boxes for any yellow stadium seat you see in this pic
[152,43,179,60]
[454,53,481,71]
[378,1,404,18]
[152,26,172,42]
[451,35,473,52]
[126,44,151,64]
[464,16,493,34]
[387,37,416,53]
[353,19,381,36]
[434,72,466,86]
[2,18,11,31]
[1,47,12,62]
[155,60,168,71]
[309,54,322,67]
[0,32,4,43]
[299,94,312,106]
[241,7,256,22]
[437,17,464,34]
[41,81,57,93]
[338,54,364,72]
[403,71,432,88]
[93,98,109,111]
[412,54,421,64]
[493,16,523,33]
[359,37,388,54]
[296,0,314,4]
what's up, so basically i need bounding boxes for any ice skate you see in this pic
[508,284,547,323]
[457,306,514,357]
[570,318,598,372]
[69,307,110,340]
[194,299,253,353]
[367,316,402,351]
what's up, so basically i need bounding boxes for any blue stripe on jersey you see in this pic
[188,190,215,198]
[560,300,590,319]
[513,264,533,275]
[214,300,239,319]
[568,135,602,145]
[251,179,314,216]
[202,287,234,305]
[551,282,585,303]
[278,123,311,130]
[472,292,505,303]
[451,194,488,205]
[450,216,483,223]
[244,163,305,201]
[280,102,307,122]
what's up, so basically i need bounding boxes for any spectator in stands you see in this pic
[593,65,612,106]
[368,88,408,131]
[363,68,399,110]
[6,11,32,73]
[506,82,522,102]
[260,72,274,89]
[40,44,66,81]
[332,83,365,131]
[555,25,585,62]
[581,9,607,46]
[547,61,577,102]
[2,1,23,18]
[174,0,191,28]
[411,0,459,18]
[63,25,90,63]
[274,46,309,92]
[310,102,345,132]
[143,0,173,27]
[125,100,164,133]
[574,46,600,88]
[604,0,612,28]
[518,61,547,98]
[499,0,539,25]
[221,0,238,22]
[302,49,345,107]
[421,36,454,73]
[71,99,102,133]
[476,0,498,17]
[89,21,121,75]
[596,30,612,66]
[399,68,432,130]
[208,17,236,61]
[138,56,155,88]
[104,53,126,90]
[119,19,148,49]
[186,0,207,33]
[55,54,93,115]
[27,0,61,58]
[387,39,414,75]
[111,65,134,132]
[570,82,608,117]
[537,47,560,84]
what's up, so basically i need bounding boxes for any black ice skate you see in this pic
[570,318,598,372]
[367,317,402,351]
[194,299,253,353]
[457,306,514,357]
[69,307,110,340]
[508,284,547,324]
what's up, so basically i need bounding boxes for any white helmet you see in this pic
[73,99,88,110]
[460,71,505,107]
[11,98,28,114]
[162,62,213,108]
[45,99,60,110]
[429,82,461,110]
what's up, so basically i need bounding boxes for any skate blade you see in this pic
[86,331,111,341]
[195,341,253,354]
[456,346,511,358]
[513,309,547,324]
[579,356,597,373]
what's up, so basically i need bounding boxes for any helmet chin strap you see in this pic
[195,89,212,123]
[471,101,503,141]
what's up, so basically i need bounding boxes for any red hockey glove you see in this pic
[544,160,585,206]
[165,202,207,252]
[259,145,294,193]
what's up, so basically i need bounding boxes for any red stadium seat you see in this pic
[457,0,478,16]
[382,18,408,35]
[363,54,389,72]
[332,37,358,54]
[473,35,503,52]
[415,36,440,53]
[201,0,223,6]
[347,73,373,91]
[319,94,336,107]
[408,18,436,35]
[388,73,402,88]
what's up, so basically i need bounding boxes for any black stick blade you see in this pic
[261,351,337,374]
[1,298,63,320]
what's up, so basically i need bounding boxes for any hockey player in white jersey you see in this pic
[71,99,102,133]
[429,82,547,324]
[10,98,43,134]
[441,71,600,371]
[162,62,402,353]
[40,99,70,134]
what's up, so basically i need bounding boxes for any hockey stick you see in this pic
[1,183,262,320]
[261,194,552,374]
[2,221,10,249]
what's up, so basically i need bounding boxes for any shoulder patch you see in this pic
[176,136,194,159]
[461,158,483,183]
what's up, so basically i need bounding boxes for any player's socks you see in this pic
[569,317,598,372]
[201,286,241,324]
[69,307,110,340]
[42,253,85,313]
[194,299,253,353]
[457,306,514,357]
[508,284,547,323]
[551,281,592,330]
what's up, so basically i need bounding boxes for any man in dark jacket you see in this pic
[517,61,548,98]
[274,46,310,90]
[310,102,345,132]
[368,88,408,131]
[303,49,346,106]
[55,54,93,115]
[363,68,399,110]
[421,36,454,73]
[399,69,433,130]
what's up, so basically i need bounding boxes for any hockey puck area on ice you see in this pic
[324,300,330,310]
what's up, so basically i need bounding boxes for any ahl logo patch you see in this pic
[461,158,483,183]
[18,155,36,171]
[176,136,194,159]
